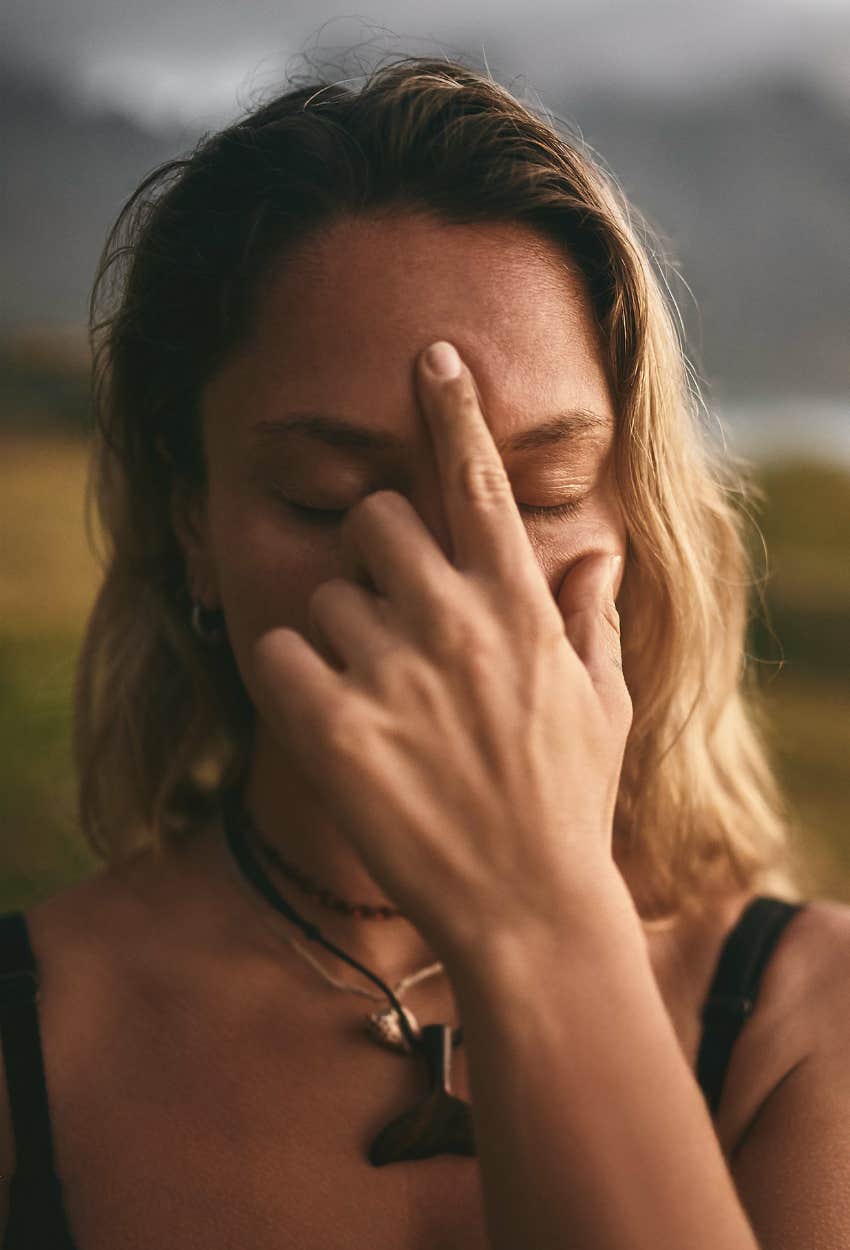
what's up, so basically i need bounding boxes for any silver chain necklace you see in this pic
[222,814,448,1052]
[221,793,474,1165]
[274,926,446,1051]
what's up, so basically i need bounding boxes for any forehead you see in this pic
[206,212,615,441]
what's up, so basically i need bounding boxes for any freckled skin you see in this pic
[180,210,628,974]
[199,212,625,683]
[5,215,802,1250]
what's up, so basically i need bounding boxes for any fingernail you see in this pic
[424,341,462,379]
[609,554,622,596]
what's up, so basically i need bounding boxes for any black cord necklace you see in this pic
[220,789,476,1166]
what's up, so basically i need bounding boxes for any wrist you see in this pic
[445,867,646,1005]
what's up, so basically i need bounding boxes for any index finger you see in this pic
[415,340,541,584]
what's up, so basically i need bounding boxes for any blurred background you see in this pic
[1,0,848,910]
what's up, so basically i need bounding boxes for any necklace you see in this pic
[251,826,405,919]
[234,800,445,1050]
[221,790,476,1166]
[261,924,445,1052]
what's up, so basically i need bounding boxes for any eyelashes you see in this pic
[519,498,585,521]
[277,495,586,525]
[283,502,347,524]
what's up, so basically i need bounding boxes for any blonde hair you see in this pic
[75,55,808,925]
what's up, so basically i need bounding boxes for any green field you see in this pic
[1,426,848,912]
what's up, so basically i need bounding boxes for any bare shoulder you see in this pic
[0,837,223,1149]
[715,895,850,1155]
[0,870,126,1228]
[742,895,850,1050]
[23,826,222,972]
[714,897,850,1246]
[0,838,236,1246]
[19,845,214,1050]
[767,895,850,1019]
[5,861,147,1078]
[16,824,269,1088]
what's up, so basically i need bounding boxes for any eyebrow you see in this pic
[251,408,614,454]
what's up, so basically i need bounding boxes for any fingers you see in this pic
[307,576,397,672]
[251,593,392,779]
[252,626,343,754]
[414,341,547,593]
[338,489,461,623]
[555,553,630,716]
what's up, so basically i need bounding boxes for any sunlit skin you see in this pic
[7,212,835,1250]
[176,211,629,979]
[170,218,770,1249]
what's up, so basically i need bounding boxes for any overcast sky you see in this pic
[4,0,850,128]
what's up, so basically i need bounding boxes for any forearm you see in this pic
[450,876,759,1250]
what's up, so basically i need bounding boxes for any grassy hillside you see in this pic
[0,428,848,911]
[0,431,101,908]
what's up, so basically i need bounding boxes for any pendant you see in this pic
[365,1003,422,1053]
[368,1023,476,1166]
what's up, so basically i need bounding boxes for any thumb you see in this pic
[555,552,625,698]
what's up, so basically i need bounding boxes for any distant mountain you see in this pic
[1,59,847,400]
[0,60,199,332]
[568,78,850,400]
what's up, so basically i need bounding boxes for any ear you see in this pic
[169,478,219,609]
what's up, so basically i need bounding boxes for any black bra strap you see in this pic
[0,912,79,1249]
[697,895,807,1115]
[0,912,59,1179]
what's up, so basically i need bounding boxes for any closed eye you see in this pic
[519,498,585,521]
[278,495,585,524]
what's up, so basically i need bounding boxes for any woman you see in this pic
[1,55,847,1249]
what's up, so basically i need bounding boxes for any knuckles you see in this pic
[457,455,512,507]
[373,649,446,712]
[601,601,621,637]
[320,699,371,759]
[422,602,477,660]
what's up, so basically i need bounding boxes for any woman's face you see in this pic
[186,212,626,701]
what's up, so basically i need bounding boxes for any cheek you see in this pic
[208,496,343,662]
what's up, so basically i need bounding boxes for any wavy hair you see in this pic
[75,54,808,924]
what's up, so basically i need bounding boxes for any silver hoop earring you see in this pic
[191,600,226,644]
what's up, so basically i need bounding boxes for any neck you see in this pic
[231,726,441,982]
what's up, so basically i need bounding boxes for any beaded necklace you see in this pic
[221,790,476,1165]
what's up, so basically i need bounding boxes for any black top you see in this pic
[0,895,807,1249]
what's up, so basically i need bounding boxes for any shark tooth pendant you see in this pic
[368,1023,476,1166]
[365,1003,422,1053]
